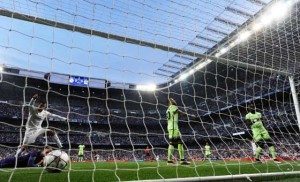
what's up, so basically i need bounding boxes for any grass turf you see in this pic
[1,160,300,182]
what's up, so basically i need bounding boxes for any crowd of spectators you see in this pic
[0,74,300,162]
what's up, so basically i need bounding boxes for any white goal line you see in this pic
[126,171,300,182]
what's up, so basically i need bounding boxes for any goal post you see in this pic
[288,76,300,131]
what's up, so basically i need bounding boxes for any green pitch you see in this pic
[1,161,300,182]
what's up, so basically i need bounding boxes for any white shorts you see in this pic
[23,128,51,145]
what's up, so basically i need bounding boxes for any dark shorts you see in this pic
[168,129,183,145]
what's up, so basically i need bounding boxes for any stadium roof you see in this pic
[0,0,294,85]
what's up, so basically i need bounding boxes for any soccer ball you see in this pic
[43,150,69,172]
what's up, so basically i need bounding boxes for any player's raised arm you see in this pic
[46,112,67,121]
[178,109,199,122]
[28,94,38,114]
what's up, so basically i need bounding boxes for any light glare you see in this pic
[269,2,288,21]
[189,69,195,75]
[252,23,263,31]
[219,47,228,55]
[238,31,251,42]
[179,73,189,81]
[136,84,157,91]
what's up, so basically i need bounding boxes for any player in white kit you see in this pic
[16,94,67,156]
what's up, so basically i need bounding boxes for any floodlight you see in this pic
[219,47,228,55]
[136,84,157,91]
[178,73,189,81]
[189,69,195,75]
[268,2,289,21]
[252,22,264,31]
[237,31,251,42]
[196,59,213,70]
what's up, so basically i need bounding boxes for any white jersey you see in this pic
[96,154,100,161]
[26,98,66,131]
[156,155,160,161]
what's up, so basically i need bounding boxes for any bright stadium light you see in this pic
[136,84,157,91]
[251,0,295,32]
[189,69,195,75]
[252,22,264,32]
[237,31,251,42]
[218,47,229,56]
[268,1,289,21]
[178,73,189,81]
[229,40,237,48]
[256,1,291,28]
[196,59,213,70]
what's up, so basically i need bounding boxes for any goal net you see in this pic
[0,0,300,181]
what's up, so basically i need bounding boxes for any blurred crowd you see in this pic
[0,74,300,162]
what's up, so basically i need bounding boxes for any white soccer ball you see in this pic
[43,150,69,172]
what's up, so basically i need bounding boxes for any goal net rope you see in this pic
[0,0,300,181]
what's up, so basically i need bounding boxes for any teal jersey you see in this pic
[78,145,85,153]
[245,112,262,124]
[166,104,179,131]
[205,145,211,154]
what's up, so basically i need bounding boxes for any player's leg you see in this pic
[80,154,84,162]
[77,154,80,162]
[174,130,189,165]
[170,130,183,160]
[252,128,263,161]
[42,129,63,148]
[205,152,211,161]
[167,130,175,164]
[254,141,263,162]
[16,131,33,156]
[262,130,280,163]
[78,155,81,162]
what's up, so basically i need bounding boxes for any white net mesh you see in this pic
[0,0,300,181]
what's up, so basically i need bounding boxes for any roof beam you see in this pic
[225,7,252,18]
[174,54,195,61]
[157,68,176,74]
[205,27,228,36]
[154,72,170,77]
[188,42,211,50]
[246,0,267,6]
[169,59,188,66]
[214,17,240,28]
[196,35,219,44]
[163,64,182,70]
